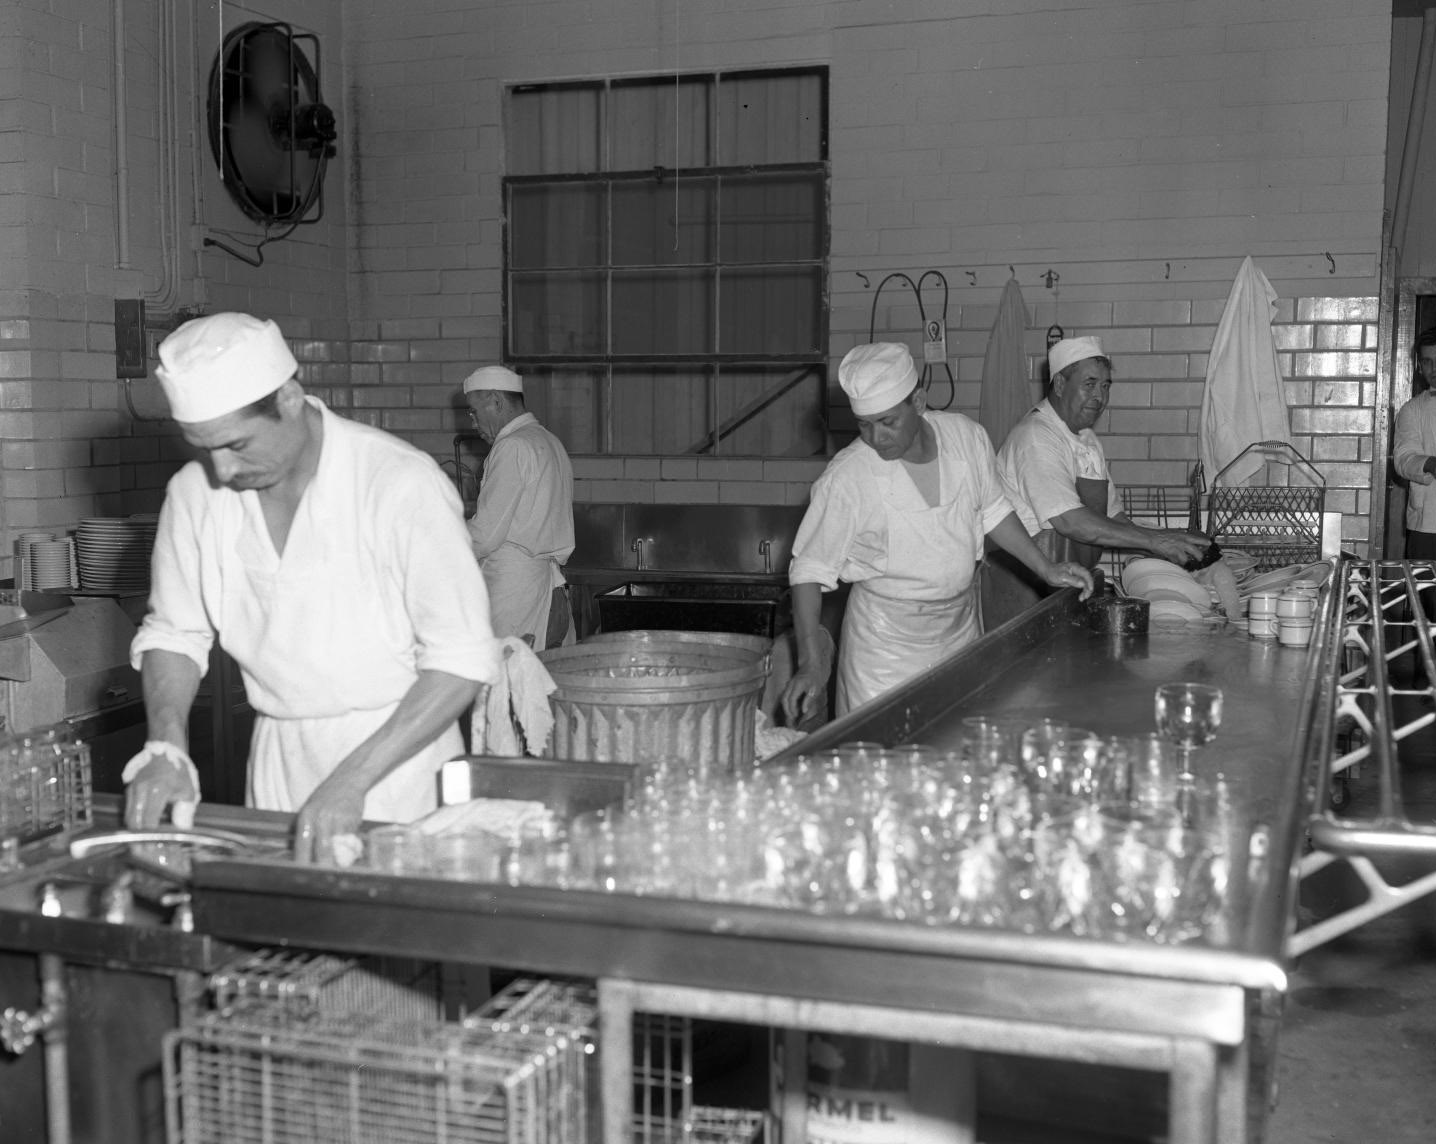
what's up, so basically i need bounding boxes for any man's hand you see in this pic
[1147,530,1212,566]
[1041,561,1095,599]
[123,742,200,830]
[292,769,370,865]
[781,664,831,730]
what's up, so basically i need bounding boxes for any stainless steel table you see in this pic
[188,587,1326,1144]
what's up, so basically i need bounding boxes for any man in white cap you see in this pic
[124,311,502,863]
[996,336,1210,573]
[781,341,1093,723]
[463,365,575,650]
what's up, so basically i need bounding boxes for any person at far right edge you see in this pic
[1393,326,1436,561]
[996,335,1211,575]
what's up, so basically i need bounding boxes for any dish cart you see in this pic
[183,586,1332,1144]
[1204,441,1325,572]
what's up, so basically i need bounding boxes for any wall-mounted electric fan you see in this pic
[207,21,337,229]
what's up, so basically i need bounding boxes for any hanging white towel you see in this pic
[473,637,557,757]
[1199,256,1293,486]
[978,277,1033,449]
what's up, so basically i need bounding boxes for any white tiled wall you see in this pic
[0,0,1395,565]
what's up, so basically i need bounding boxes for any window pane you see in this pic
[720,172,825,264]
[510,271,607,356]
[609,77,711,171]
[521,367,602,453]
[611,366,711,454]
[612,269,713,355]
[612,177,714,266]
[709,365,827,456]
[508,84,602,175]
[719,268,824,355]
[510,183,605,269]
[717,72,825,165]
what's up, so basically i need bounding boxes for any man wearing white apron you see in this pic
[781,342,1094,723]
[123,312,502,864]
[996,336,1211,576]
[464,366,575,651]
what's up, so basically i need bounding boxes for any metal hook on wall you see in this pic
[1325,252,1336,274]
[1043,269,1060,289]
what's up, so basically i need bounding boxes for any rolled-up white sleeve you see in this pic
[1394,396,1436,486]
[389,466,503,685]
[1009,422,1085,531]
[130,472,216,674]
[789,468,869,592]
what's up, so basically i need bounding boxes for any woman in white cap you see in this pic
[996,336,1210,571]
[124,311,502,863]
[463,365,575,650]
[781,342,1094,723]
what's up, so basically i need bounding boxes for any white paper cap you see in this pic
[155,313,298,423]
[1048,336,1106,378]
[462,365,523,394]
[838,342,918,416]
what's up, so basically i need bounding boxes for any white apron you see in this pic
[834,489,982,716]
[481,546,568,651]
[249,712,460,824]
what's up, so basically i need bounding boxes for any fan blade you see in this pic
[238,28,296,107]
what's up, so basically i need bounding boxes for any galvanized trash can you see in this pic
[540,630,771,776]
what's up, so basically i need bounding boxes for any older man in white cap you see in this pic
[780,341,1093,724]
[996,336,1210,573]
[124,311,502,863]
[463,365,575,650]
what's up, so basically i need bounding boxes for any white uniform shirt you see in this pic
[132,399,501,816]
[995,400,1124,535]
[1394,390,1436,534]
[469,413,574,564]
[790,411,1013,599]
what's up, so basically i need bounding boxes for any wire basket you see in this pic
[1100,485,1197,582]
[164,1011,586,1144]
[0,724,92,844]
[1205,441,1325,572]
[208,948,446,1026]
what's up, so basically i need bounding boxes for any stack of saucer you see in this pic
[19,534,76,590]
[75,516,159,593]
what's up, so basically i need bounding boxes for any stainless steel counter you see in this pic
[181,588,1326,1144]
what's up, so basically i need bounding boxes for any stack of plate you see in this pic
[1120,558,1217,623]
[76,515,159,593]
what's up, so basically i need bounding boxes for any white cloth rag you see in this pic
[977,277,1034,450]
[1199,255,1293,486]
[475,636,557,757]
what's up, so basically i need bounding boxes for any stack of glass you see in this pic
[362,716,1247,947]
[0,722,93,843]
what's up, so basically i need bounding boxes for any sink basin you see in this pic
[596,579,789,637]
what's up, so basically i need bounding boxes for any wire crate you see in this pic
[1205,441,1325,572]
[164,1010,587,1144]
[1101,485,1198,582]
[209,948,445,1025]
[0,724,92,844]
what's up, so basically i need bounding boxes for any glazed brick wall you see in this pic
[0,0,1395,574]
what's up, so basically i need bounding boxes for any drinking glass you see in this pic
[1153,683,1224,781]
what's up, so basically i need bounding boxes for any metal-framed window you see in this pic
[503,67,829,456]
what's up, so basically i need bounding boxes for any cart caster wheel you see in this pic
[1329,776,1349,809]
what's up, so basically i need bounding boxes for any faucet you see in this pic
[759,539,773,576]
[631,537,648,572]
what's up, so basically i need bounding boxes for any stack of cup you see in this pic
[1247,591,1280,641]
[1276,587,1316,648]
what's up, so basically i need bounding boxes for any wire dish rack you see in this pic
[167,957,769,1144]
[1205,441,1325,572]
[0,723,92,845]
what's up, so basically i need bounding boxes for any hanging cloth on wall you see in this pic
[977,277,1033,449]
[1199,255,1293,486]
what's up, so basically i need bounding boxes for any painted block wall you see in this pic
[0,0,1397,577]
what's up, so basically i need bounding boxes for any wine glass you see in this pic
[1153,683,1224,782]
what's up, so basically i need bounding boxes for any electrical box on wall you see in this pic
[114,299,147,378]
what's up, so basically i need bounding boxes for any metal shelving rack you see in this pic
[1291,558,1436,957]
